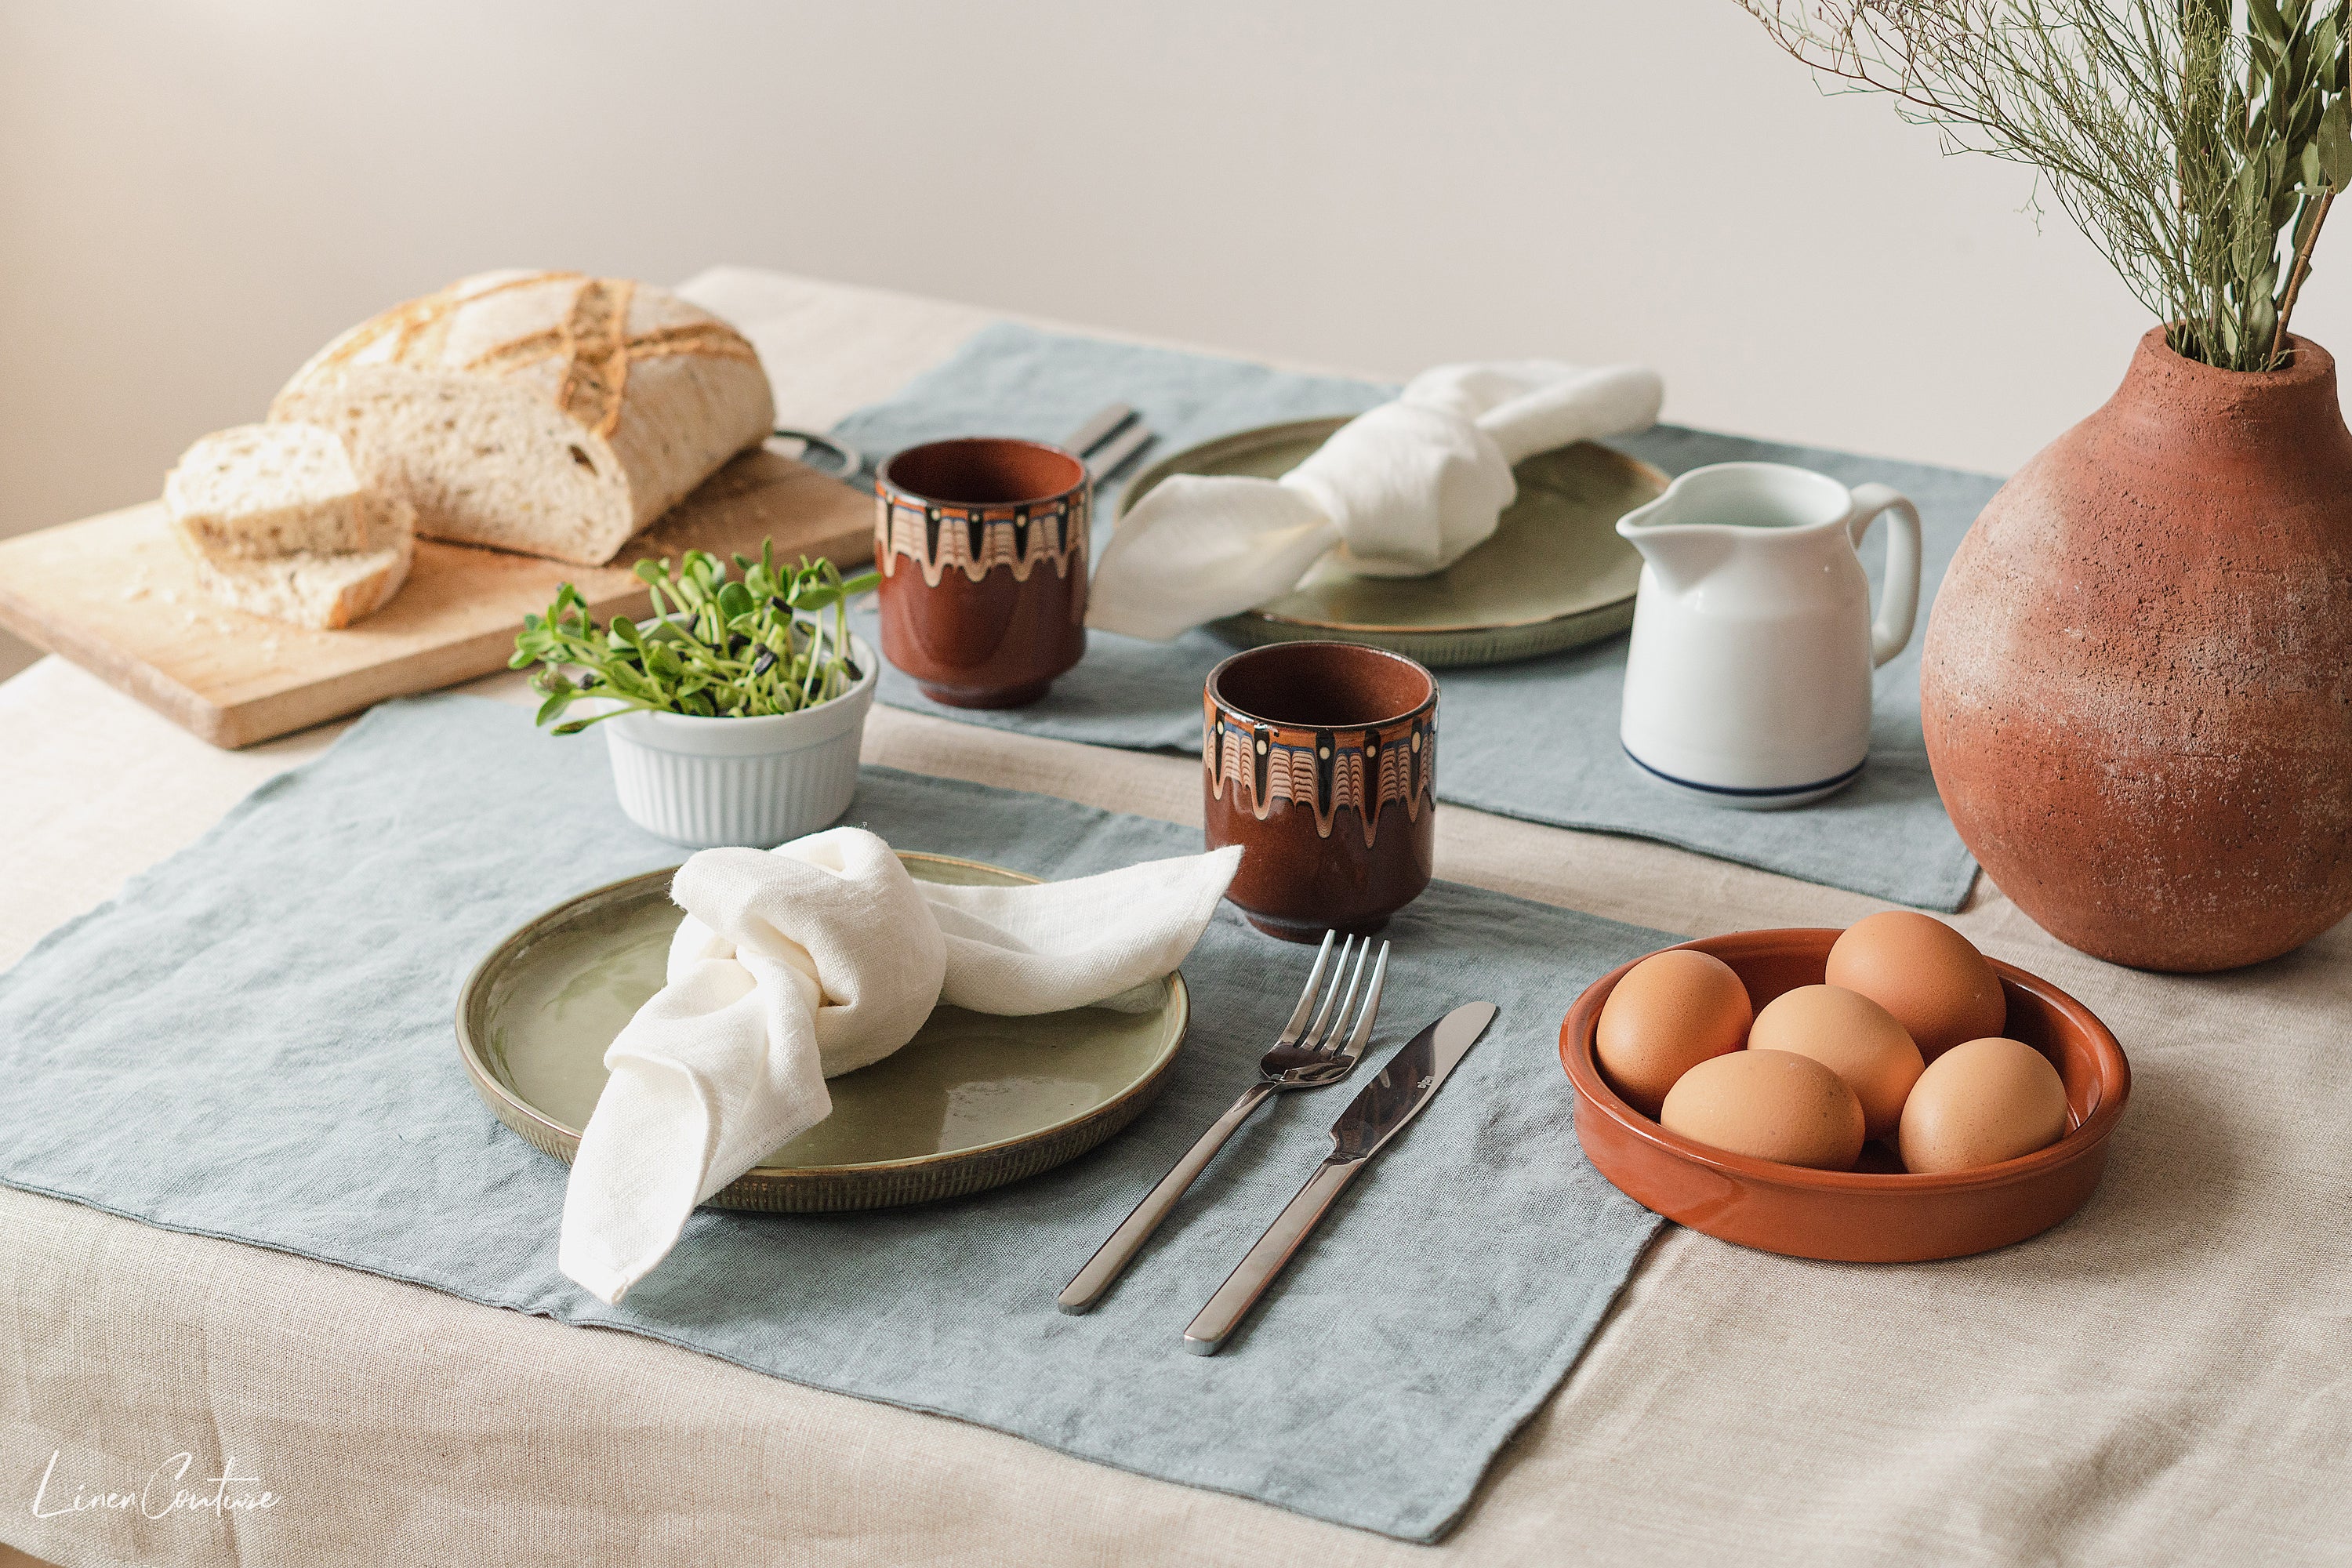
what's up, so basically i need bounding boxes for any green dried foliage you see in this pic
[510,543,880,733]
[1740,0,2352,370]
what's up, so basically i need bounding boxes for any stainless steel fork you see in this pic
[1057,932,1390,1313]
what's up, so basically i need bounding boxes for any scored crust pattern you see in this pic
[302,271,759,437]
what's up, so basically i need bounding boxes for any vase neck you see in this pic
[2108,327,2347,448]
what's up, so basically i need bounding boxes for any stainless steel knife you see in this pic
[1180,1000,1500,1354]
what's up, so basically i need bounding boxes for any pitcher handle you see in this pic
[1848,484,1922,668]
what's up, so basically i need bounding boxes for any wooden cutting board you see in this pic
[0,448,874,748]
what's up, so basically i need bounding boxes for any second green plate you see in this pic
[1120,417,1668,667]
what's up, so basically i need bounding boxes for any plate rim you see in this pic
[455,851,1192,1180]
[1118,415,1671,637]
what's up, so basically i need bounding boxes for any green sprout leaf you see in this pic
[507,541,871,734]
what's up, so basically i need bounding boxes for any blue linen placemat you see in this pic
[833,322,1989,911]
[0,695,1671,1542]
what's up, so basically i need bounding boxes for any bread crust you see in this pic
[271,272,775,565]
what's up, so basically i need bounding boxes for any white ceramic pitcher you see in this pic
[1616,462,1921,809]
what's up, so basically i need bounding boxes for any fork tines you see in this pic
[1292,932,1390,1060]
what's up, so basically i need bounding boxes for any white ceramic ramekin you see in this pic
[600,633,878,848]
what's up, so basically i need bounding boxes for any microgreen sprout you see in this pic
[510,542,879,733]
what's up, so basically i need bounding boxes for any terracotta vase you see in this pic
[1922,328,2352,972]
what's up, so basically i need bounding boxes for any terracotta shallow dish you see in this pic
[1559,928,2129,1262]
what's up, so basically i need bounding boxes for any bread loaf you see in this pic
[270,270,775,567]
[165,423,415,630]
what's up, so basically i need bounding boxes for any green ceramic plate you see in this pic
[456,853,1190,1213]
[1120,417,1668,667]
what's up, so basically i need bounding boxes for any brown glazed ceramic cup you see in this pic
[1203,641,1438,942]
[1559,928,2132,1262]
[874,437,1089,707]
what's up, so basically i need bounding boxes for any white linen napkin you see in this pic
[1085,360,1664,641]
[557,827,1240,1303]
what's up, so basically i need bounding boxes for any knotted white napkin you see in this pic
[559,827,1240,1303]
[1086,360,1664,641]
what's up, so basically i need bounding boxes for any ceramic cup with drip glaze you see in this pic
[874,437,1090,707]
[1203,641,1439,941]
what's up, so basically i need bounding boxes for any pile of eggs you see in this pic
[1595,913,2070,1174]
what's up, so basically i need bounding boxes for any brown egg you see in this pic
[1595,949,1753,1117]
[1825,911,2006,1062]
[1659,1049,1866,1171]
[1747,984,1925,1143]
[1898,1036,2071,1174]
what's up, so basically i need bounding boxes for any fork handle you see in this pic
[1182,1156,1363,1354]
[1057,1081,1276,1313]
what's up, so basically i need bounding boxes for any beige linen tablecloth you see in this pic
[3,272,2346,1568]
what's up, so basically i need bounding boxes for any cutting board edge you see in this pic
[202,592,650,748]
[0,567,236,743]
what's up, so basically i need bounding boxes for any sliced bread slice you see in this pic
[165,421,417,630]
[180,494,416,630]
[165,422,379,558]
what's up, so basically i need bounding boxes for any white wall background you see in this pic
[5,0,2347,677]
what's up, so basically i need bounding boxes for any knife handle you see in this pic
[1058,1081,1276,1313]
[1181,1156,1363,1354]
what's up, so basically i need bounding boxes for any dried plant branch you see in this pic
[1737,0,2352,370]
[2272,185,2335,359]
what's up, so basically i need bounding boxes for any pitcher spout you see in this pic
[1616,490,1735,595]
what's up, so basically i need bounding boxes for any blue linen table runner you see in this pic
[0,695,1674,1541]
[833,322,1993,911]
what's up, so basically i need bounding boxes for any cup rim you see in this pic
[1206,640,1438,732]
[876,436,1088,511]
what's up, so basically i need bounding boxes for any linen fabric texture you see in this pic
[3,655,2345,1568]
[0,695,1668,1541]
[4,272,2338,1568]
[562,829,1240,1303]
[829,322,1985,912]
[1087,360,1663,638]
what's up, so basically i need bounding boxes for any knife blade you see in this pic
[1181,1000,1499,1354]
